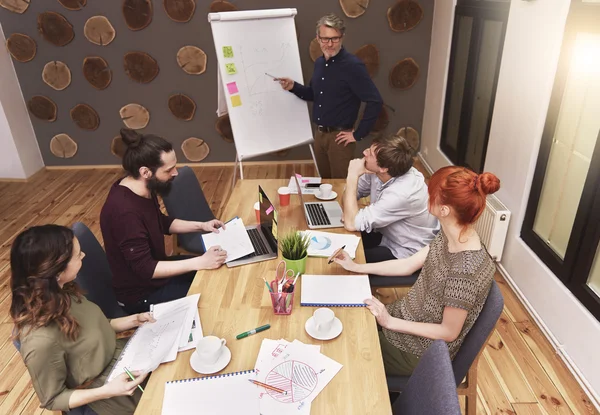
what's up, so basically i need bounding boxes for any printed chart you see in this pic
[309,235,332,251]
[265,361,318,403]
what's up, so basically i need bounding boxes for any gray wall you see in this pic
[0,0,433,166]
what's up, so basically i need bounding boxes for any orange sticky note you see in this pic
[231,95,242,107]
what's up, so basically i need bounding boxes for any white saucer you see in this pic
[190,346,232,375]
[315,191,337,201]
[305,316,343,341]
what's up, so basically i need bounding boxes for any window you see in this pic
[522,1,600,320]
[440,1,509,173]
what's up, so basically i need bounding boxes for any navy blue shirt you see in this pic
[290,48,383,141]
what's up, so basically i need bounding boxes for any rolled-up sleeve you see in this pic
[22,336,74,411]
[116,212,158,281]
[354,191,412,233]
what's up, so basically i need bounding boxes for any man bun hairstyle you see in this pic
[120,128,173,178]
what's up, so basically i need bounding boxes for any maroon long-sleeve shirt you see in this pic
[100,180,174,304]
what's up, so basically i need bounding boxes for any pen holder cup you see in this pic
[270,291,294,315]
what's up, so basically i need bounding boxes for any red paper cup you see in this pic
[254,201,260,223]
[278,186,290,207]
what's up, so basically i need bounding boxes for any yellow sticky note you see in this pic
[272,220,278,239]
[273,210,278,222]
[225,63,237,75]
[231,95,242,107]
[259,193,263,203]
[222,46,234,58]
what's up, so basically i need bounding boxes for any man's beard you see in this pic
[147,176,174,196]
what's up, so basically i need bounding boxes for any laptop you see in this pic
[226,186,279,267]
[294,175,344,229]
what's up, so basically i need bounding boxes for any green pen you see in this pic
[236,324,271,339]
[123,367,145,392]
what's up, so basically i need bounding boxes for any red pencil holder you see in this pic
[270,291,294,315]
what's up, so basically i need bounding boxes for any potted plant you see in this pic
[279,230,310,275]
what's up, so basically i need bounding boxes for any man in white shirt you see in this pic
[342,135,439,262]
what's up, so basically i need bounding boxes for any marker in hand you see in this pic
[265,72,280,81]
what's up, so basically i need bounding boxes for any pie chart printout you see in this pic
[309,235,332,251]
[264,361,318,403]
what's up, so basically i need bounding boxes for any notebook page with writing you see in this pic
[300,274,371,307]
[201,217,254,262]
[161,370,259,415]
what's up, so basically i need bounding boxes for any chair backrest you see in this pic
[393,340,461,415]
[452,280,504,385]
[72,222,126,319]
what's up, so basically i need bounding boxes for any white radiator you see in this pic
[473,195,511,262]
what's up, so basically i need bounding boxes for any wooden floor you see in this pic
[0,162,597,415]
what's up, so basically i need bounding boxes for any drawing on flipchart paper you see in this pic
[240,42,293,96]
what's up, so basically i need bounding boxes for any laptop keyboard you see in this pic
[247,228,269,256]
[306,203,331,226]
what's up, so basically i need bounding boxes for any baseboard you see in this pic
[0,166,46,182]
[417,152,435,175]
[496,263,600,411]
[44,159,316,170]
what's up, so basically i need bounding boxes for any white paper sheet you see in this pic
[151,294,202,353]
[201,217,255,262]
[300,274,371,307]
[299,230,361,259]
[287,176,321,195]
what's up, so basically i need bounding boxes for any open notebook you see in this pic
[300,274,371,307]
[162,370,259,415]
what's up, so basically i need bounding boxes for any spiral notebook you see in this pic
[161,369,259,415]
[300,274,371,307]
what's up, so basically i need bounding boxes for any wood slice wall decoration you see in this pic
[58,0,87,11]
[28,96,57,122]
[389,57,419,90]
[309,38,321,62]
[164,0,196,23]
[123,0,153,31]
[84,16,116,46]
[50,133,78,158]
[355,44,379,78]
[168,94,196,121]
[177,46,206,75]
[339,0,369,19]
[387,0,424,33]
[42,61,71,90]
[0,0,29,14]
[111,135,127,158]
[215,114,233,143]
[275,149,290,158]
[396,126,420,152]
[124,51,159,83]
[209,0,237,12]
[70,103,100,130]
[120,103,150,129]
[6,33,36,62]
[83,56,112,90]
[38,12,75,47]
[181,137,210,162]
[373,106,389,132]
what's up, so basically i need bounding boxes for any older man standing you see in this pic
[278,13,383,179]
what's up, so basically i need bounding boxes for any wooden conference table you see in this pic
[135,179,392,414]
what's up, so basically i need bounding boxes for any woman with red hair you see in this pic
[334,166,500,375]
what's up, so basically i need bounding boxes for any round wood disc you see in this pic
[111,135,127,158]
[215,114,233,143]
[339,0,369,18]
[70,103,100,130]
[0,0,29,14]
[124,51,159,83]
[177,46,206,75]
[38,12,74,47]
[389,57,419,90]
[355,44,379,78]
[164,0,196,23]
[396,126,420,151]
[181,137,210,162]
[120,103,149,129]
[168,94,196,121]
[58,0,87,10]
[28,96,57,122]
[309,38,321,62]
[373,106,389,132]
[209,0,237,12]
[6,33,36,63]
[83,56,112,90]
[42,61,71,91]
[387,0,424,33]
[50,133,77,158]
[84,16,116,46]
[123,0,153,31]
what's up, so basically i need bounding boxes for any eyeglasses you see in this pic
[318,36,342,44]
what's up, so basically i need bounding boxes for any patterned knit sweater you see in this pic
[382,230,495,359]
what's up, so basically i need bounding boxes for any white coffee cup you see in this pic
[319,184,333,198]
[195,336,226,365]
[313,307,335,333]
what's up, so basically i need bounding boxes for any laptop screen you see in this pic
[258,186,278,244]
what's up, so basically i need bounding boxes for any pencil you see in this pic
[123,367,145,393]
[328,245,346,264]
[248,379,288,395]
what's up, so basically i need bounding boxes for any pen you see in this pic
[263,277,273,293]
[123,367,145,392]
[236,323,271,339]
[265,72,280,81]
[248,379,288,395]
[328,245,346,264]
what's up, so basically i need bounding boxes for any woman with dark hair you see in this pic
[10,225,155,414]
[334,166,500,375]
